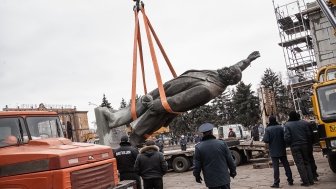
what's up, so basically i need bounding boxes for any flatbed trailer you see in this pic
[163,139,268,173]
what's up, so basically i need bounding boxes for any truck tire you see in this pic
[172,156,190,173]
[231,150,241,166]
[328,152,336,173]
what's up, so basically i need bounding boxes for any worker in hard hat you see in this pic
[193,123,236,189]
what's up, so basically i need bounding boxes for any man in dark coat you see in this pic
[135,140,168,189]
[114,135,141,189]
[228,128,236,138]
[193,123,236,189]
[251,124,260,141]
[99,51,260,145]
[263,116,293,188]
[284,111,314,186]
[179,135,188,151]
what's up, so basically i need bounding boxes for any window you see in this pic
[26,117,63,139]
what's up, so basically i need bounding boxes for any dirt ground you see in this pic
[163,151,336,189]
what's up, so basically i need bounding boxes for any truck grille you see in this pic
[70,163,115,189]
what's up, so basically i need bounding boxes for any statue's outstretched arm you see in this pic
[234,51,260,71]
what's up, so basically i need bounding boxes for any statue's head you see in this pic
[217,65,242,85]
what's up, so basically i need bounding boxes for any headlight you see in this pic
[331,140,336,148]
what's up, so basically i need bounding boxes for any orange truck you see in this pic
[0,111,136,189]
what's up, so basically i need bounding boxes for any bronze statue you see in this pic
[96,51,260,145]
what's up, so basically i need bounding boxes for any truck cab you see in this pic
[312,64,336,173]
[0,111,135,189]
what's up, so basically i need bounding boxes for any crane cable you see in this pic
[131,1,179,121]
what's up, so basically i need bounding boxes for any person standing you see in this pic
[251,124,260,141]
[263,116,293,188]
[135,140,168,189]
[228,128,236,138]
[193,123,236,189]
[114,135,141,189]
[284,111,314,187]
[155,136,164,153]
[180,135,188,151]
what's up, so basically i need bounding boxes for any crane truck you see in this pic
[311,65,336,173]
[0,111,136,189]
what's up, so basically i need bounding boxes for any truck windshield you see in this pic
[0,117,27,147]
[26,116,64,139]
[317,84,336,122]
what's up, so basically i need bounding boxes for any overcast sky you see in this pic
[0,0,313,128]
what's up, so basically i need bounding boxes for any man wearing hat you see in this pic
[135,140,168,189]
[263,116,293,188]
[114,135,141,189]
[193,123,236,189]
[284,111,314,186]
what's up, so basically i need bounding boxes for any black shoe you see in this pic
[288,181,294,186]
[270,184,279,188]
[301,183,310,187]
[313,177,319,182]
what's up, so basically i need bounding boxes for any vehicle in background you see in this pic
[217,124,250,140]
[0,111,135,189]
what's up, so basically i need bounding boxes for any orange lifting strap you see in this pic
[131,1,178,120]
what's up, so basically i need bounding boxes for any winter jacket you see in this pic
[114,142,139,173]
[193,135,236,187]
[134,145,168,179]
[263,124,287,157]
[284,120,312,147]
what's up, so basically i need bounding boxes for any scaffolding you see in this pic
[273,0,318,114]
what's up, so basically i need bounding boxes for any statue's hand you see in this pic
[247,51,260,62]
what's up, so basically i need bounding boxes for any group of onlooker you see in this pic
[263,111,318,188]
[114,135,167,189]
[112,110,319,189]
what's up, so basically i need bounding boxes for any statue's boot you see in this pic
[101,95,153,128]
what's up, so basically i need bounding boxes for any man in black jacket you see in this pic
[135,140,168,189]
[284,111,314,187]
[114,135,141,189]
[193,123,236,189]
[263,116,293,188]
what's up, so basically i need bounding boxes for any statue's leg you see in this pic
[129,111,177,146]
[101,95,153,128]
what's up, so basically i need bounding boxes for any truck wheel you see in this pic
[328,152,336,173]
[172,156,190,173]
[231,150,241,166]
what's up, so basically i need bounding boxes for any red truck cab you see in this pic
[0,111,135,189]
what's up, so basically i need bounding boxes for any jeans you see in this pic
[271,156,293,185]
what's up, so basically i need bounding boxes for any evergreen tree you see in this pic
[211,90,235,125]
[100,94,112,108]
[119,98,127,109]
[232,82,260,128]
